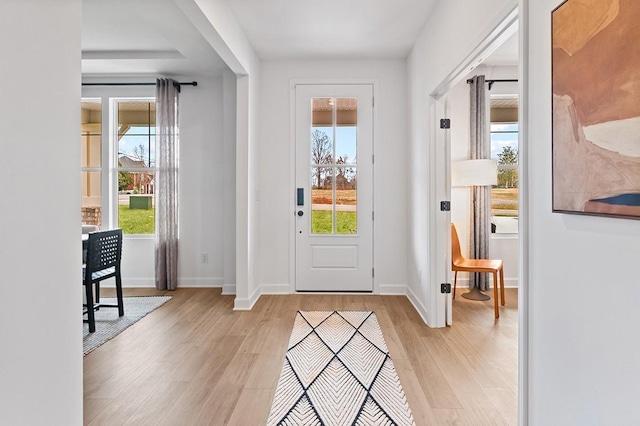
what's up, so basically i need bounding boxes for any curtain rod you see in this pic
[466,78,518,90]
[82,81,198,93]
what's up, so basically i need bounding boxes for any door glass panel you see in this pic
[335,98,357,165]
[311,98,334,166]
[310,97,359,235]
[336,166,357,234]
[311,167,334,234]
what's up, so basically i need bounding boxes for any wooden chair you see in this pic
[451,223,505,319]
[83,229,124,332]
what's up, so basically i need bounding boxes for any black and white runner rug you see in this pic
[267,311,415,425]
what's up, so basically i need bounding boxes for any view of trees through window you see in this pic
[117,100,156,234]
[310,97,358,235]
[490,120,519,234]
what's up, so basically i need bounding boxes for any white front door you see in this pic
[295,84,373,292]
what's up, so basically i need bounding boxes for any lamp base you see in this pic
[461,287,490,301]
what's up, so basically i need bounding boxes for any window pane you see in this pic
[335,98,357,165]
[81,171,101,227]
[491,169,518,234]
[118,101,156,169]
[118,192,155,234]
[311,167,333,234]
[336,166,357,234]
[81,101,102,227]
[81,102,101,168]
[490,123,519,163]
[311,98,334,166]
[116,100,156,234]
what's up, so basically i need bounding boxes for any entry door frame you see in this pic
[289,79,379,294]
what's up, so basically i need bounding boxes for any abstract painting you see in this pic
[552,0,640,219]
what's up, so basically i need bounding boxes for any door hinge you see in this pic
[441,283,452,294]
[372,97,375,107]
[372,211,374,220]
[440,201,451,211]
[372,154,374,164]
[440,118,451,129]
[372,268,375,278]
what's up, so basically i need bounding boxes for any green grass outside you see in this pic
[118,205,155,234]
[311,211,357,234]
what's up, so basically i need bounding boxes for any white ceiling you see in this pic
[82,0,515,76]
[226,0,438,59]
[82,0,228,77]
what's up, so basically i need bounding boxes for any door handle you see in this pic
[297,210,304,217]
[297,188,304,206]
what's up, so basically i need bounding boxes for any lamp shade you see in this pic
[451,159,497,186]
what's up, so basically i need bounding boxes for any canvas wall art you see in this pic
[552,0,640,218]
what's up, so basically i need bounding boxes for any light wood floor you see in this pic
[84,288,518,425]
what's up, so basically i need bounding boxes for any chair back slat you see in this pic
[86,229,123,274]
[451,223,464,265]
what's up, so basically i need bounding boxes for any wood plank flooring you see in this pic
[84,288,518,425]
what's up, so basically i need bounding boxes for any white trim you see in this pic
[120,278,155,287]
[178,278,224,288]
[289,79,379,294]
[260,283,291,294]
[112,277,225,288]
[233,285,260,310]
[518,0,530,423]
[378,284,408,295]
[222,283,236,295]
[405,286,430,327]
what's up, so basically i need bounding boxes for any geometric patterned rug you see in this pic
[267,311,415,425]
[83,296,172,356]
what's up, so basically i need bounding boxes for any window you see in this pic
[115,100,156,234]
[490,96,519,234]
[80,97,156,235]
[80,100,103,227]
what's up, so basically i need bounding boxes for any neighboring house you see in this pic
[118,155,154,195]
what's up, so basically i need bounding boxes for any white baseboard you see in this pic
[234,286,261,310]
[222,283,236,295]
[179,278,224,288]
[120,278,155,288]
[260,283,291,294]
[378,283,408,295]
[405,286,431,326]
[117,277,225,288]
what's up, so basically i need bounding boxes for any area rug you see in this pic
[83,296,172,355]
[267,311,415,426]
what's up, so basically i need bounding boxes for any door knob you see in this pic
[297,210,304,216]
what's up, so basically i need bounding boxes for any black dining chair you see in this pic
[83,228,124,333]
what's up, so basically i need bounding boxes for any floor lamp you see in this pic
[451,159,498,301]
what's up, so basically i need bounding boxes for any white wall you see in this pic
[407,0,517,326]
[0,1,83,424]
[81,76,229,289]
[450,65,520,289]
[179,76,227,287]
[527,0,640,422]
[223,69,237,294]
[187,0,262,309]
[257,60,408,294]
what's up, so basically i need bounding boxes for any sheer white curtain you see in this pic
[155,78,179,290]
[469,75,491,291]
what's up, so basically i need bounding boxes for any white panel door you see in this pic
[295,84,373,292]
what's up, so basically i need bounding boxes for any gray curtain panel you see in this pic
[469,75,491,291]
[155,78,179,290]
